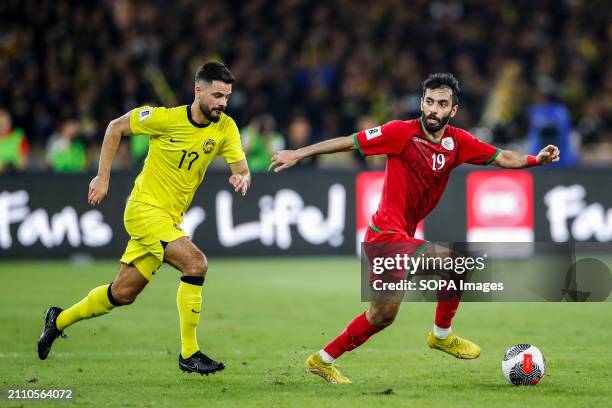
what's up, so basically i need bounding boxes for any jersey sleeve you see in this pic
[218,118,246,164]
[455,129,501,166]
[129,106,170,136]
[354,120,410,156]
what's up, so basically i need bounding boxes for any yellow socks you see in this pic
[177,276,204,359]
[55,277,204,360]
[56,284,117,331]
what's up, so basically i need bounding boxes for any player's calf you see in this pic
[312,302,399,373]
[37,264,148,361]
[317,310,383,367]
[163,238,210,361]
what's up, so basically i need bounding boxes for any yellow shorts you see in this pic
[120,200,186,281]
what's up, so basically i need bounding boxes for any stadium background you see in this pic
[1,1,611,407]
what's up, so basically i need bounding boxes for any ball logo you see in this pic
[442,137,454,151]
[523,353,533,373]
[203,139,216,153]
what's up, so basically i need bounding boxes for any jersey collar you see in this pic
[186,105,210,128]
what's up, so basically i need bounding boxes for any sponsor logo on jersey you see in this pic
[203,139,216,153]
[442,137,455,151]
[365,126,382,140]
[139,108,152,121]
[412,136,429,145]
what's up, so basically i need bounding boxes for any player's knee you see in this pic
[183,252,208,277]
[372,312,397,329]
[368,305,399,329]
[110,284,139,305]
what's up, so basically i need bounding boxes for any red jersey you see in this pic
[355,118,500,236]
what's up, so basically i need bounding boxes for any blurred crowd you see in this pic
[1,0,611,173]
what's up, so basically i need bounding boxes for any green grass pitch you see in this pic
[1,258,611,407]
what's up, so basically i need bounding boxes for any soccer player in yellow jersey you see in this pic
[38,62,250,375]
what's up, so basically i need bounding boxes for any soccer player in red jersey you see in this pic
[269,73,560,383]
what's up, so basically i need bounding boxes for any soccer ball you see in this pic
[501,344,546,385]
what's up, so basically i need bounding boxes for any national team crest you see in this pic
[203,139,216,153]
[442,137,454,151]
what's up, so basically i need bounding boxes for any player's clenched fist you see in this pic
[269,150,300,173]
[536,145,560,165]
[88,175,109,205]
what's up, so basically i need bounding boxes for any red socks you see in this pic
[434,300,460,328]
[323,312,381,359]
[322,302,460,360]
[435,277,462,328]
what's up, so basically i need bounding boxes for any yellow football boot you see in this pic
[427,331,481,359]
[305,352,352,384]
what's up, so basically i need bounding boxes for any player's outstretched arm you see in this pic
[491,144,560,169]
[228,159,251,196]
[268,135,355,173]
[88,111,133,205]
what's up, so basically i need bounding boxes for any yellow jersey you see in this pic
[128,105,245,222]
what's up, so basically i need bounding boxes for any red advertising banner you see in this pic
[467,171,534,242]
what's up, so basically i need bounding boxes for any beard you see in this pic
[421,112,451,133]
[199,102,223,123]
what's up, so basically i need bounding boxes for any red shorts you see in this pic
[364,225,429,285]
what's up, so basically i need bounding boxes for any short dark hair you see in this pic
[422,73,460,105]
[195,61,235,84]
